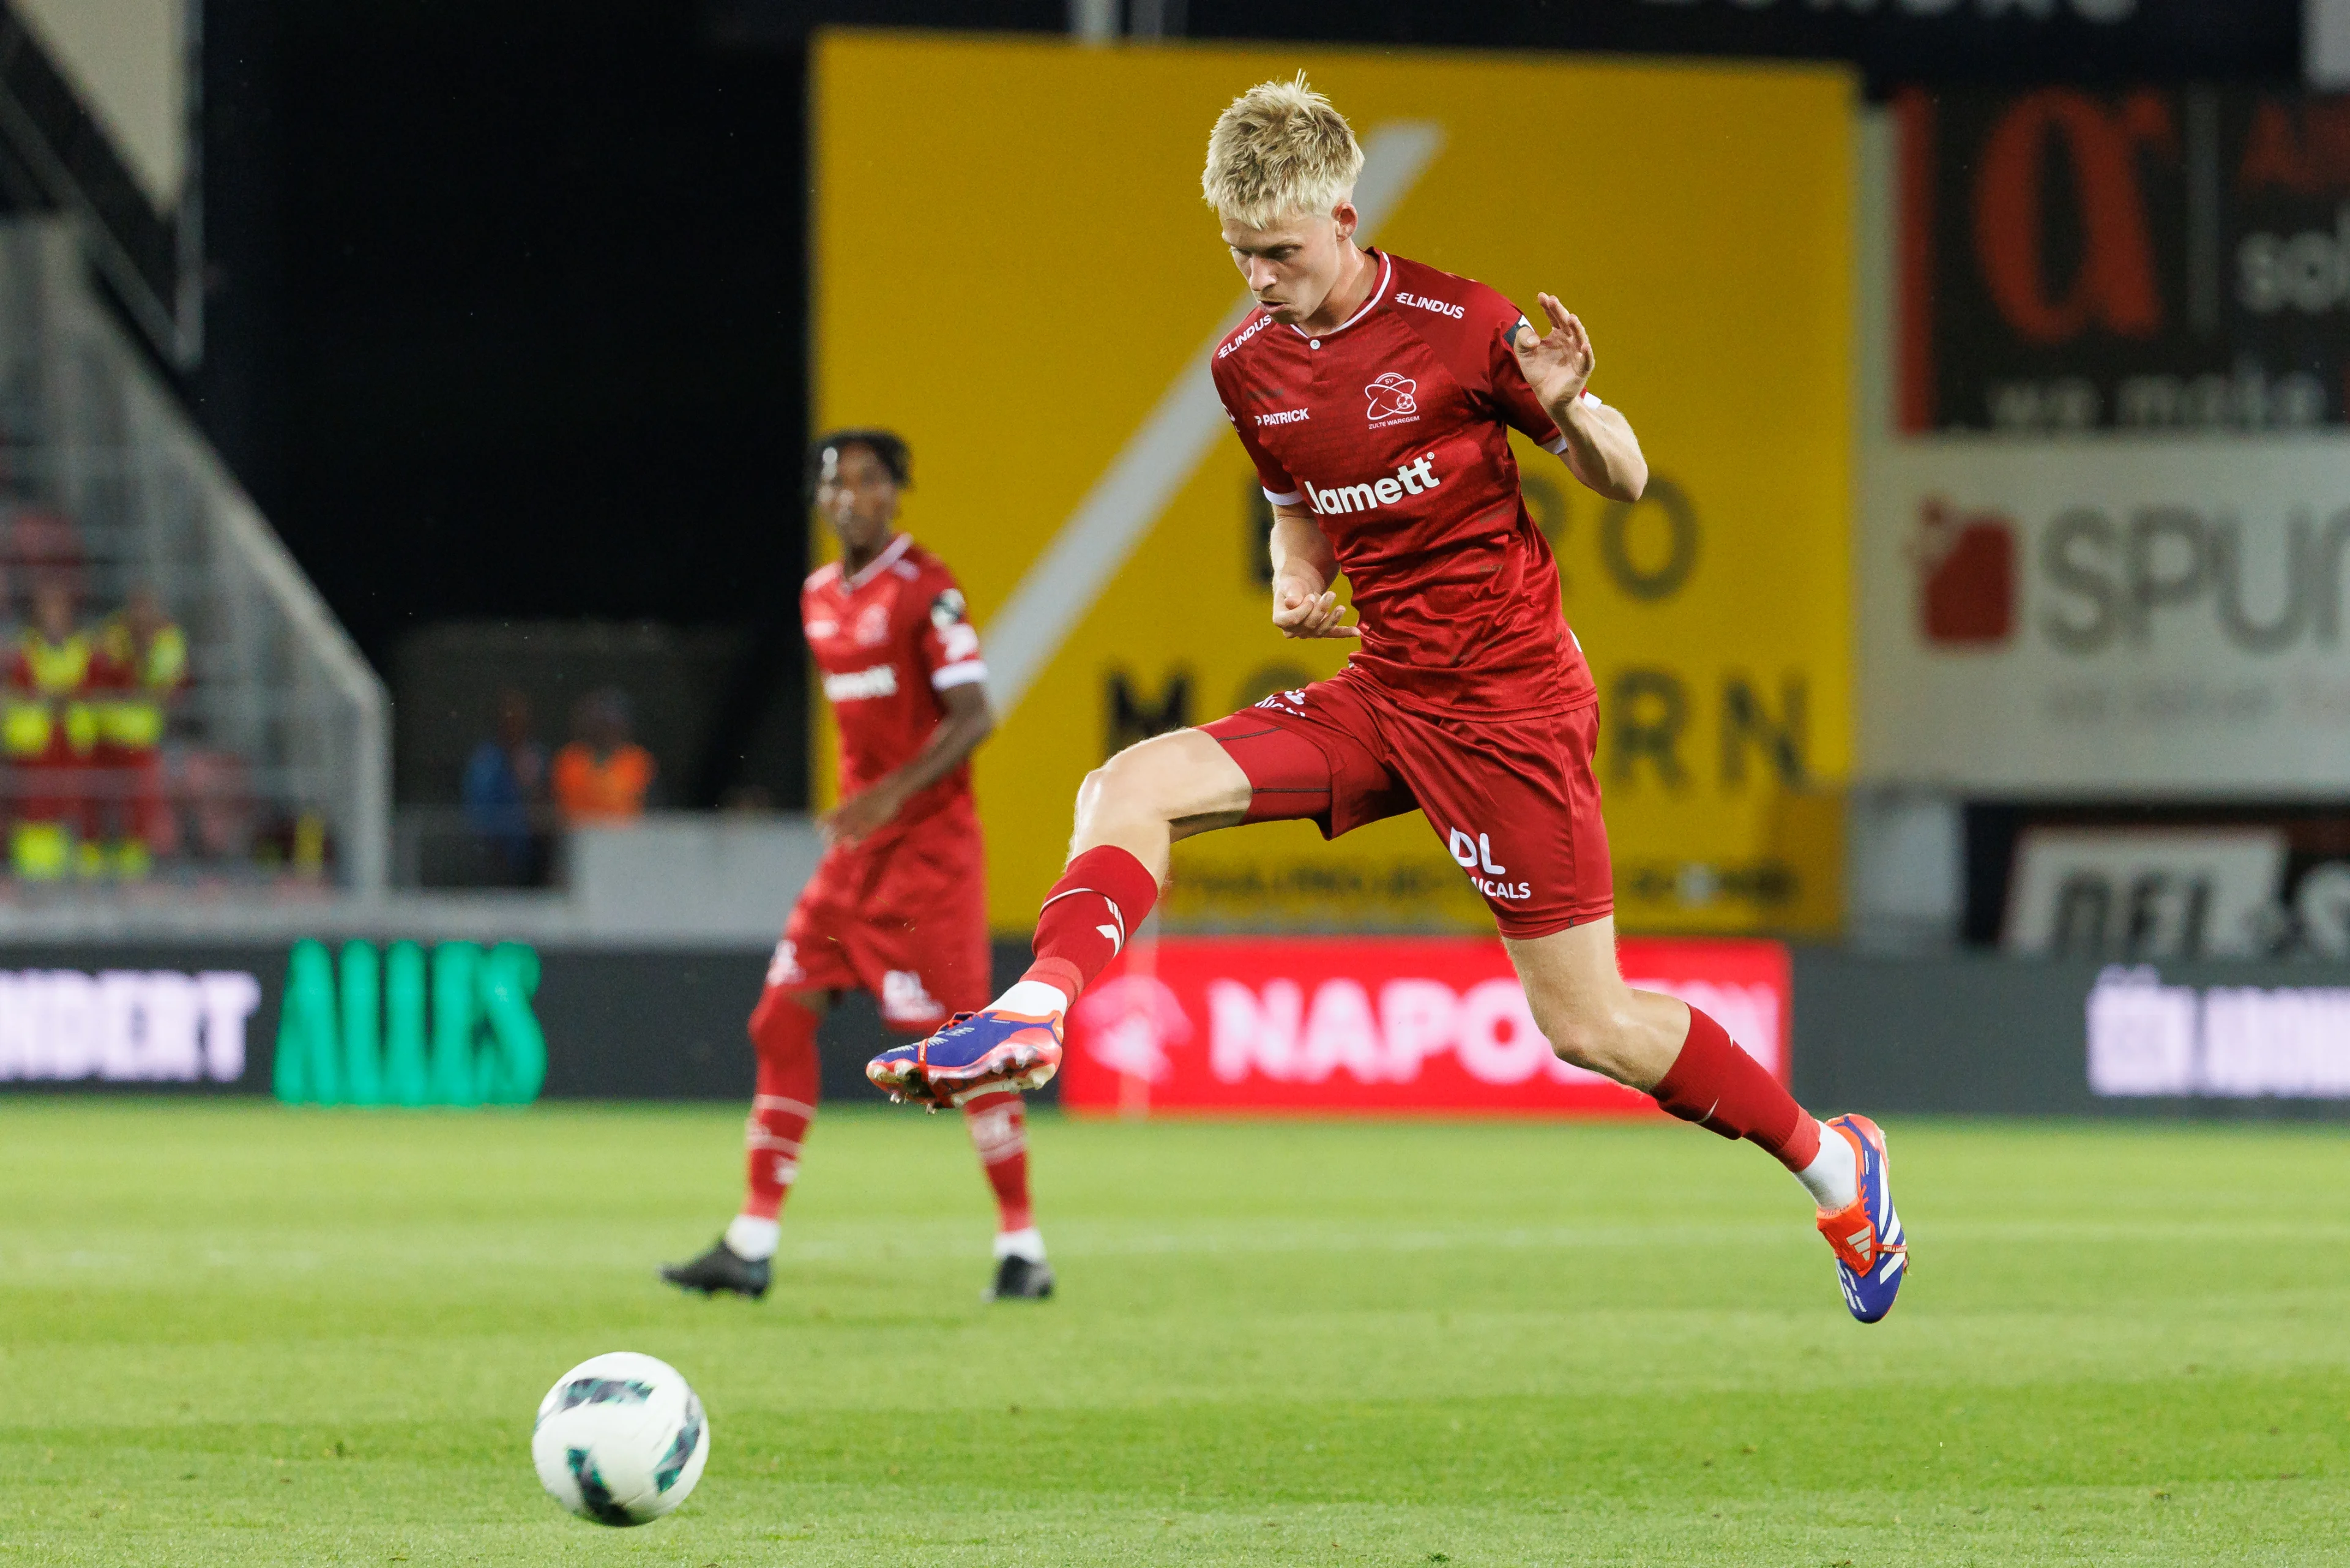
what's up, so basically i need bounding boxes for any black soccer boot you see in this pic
[660,1239,770,1300]
[985,1254,1055,1301]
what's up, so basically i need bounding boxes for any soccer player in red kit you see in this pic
[871,79,1906,1323]
[664,430,1053,1303]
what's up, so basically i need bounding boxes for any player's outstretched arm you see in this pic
[1509,293,1648,503]
[821,681,994,846]
[1268,505,1358,640]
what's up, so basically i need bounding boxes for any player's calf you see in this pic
[1650,1010,1906,1320]
[1512,930,1904,1320]
[962,1088,1050,1297]
[662,988,815,1300]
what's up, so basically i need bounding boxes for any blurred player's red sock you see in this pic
[1015,845,1159,1006]
[731,989,821,1257]
[959,1088,1036,1241]
[1649,1006,1823,1172]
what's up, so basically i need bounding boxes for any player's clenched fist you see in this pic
[1271,577,1359,640]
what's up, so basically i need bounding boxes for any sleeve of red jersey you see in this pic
[914,568,988,694]
[1212,359,1302,507]
[1480,288,1605,458]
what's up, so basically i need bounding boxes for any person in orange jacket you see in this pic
[3,577,99,879]
[91,587,188,878]
[552,688,655,823]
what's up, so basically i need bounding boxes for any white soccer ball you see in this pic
[531,1352,710,1526]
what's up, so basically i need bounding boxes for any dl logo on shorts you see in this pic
[1449,829,1532,902]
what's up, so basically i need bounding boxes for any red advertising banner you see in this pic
[1060,936,1791,1118]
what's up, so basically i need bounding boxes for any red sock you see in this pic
[959,1088,1034,1233]
[1649,1006,1821,1172]
[742,987,821,1220]
[1021,845,1159,1002]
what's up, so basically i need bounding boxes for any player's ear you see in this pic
[1331,200,1359,245]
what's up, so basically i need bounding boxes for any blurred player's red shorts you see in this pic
[1201,671,1613,940]
[767,800,991,1032]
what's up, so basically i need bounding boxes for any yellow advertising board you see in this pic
[812,33,1852,936]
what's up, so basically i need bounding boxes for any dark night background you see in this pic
[192,2,811,805]
[175,1,2304,808]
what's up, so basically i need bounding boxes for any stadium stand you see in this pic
[0,218,385,895]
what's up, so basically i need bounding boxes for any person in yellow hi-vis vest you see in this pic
[4,578,99,880]
[92,588,187,878]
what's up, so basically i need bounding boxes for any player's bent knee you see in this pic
[1543,1018,1606,1072]
[1536,1006,1641,1081]
[1080,734,1197,825]
[1072,762,1146,840]
[1073,763,1113,817]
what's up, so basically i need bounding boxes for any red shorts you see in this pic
[768,803,991,1032]
[1199,674,1613,939]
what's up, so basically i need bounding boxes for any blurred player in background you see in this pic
[872,78,1906,1323]
[664,430,1051,1302]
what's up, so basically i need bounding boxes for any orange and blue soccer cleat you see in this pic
[1816,1114,1908,1323]
[866,1009,1064,1108]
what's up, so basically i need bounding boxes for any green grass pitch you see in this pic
[1,1102,2344,1565]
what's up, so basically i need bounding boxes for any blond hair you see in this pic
[1201,73,1364,228]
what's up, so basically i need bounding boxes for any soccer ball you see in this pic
[531,1352,710,1526]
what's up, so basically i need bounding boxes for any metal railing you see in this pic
[0,219,387,892]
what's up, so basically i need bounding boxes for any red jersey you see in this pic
[803,533,986,826]
[1210,249,1602,717]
